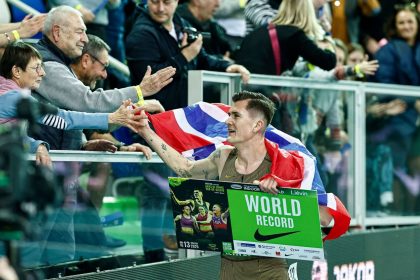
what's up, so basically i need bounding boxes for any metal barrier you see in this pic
[6,0,130,77]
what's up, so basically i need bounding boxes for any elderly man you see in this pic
[126,0,250,110]
[31,5,174,149]
[136,91,333,279]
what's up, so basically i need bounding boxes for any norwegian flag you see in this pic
[148,102,351,241]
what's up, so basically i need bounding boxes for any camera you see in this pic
[182,27,211,44]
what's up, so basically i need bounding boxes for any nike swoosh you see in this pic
[285,253,293,256]
[254,229,300,242]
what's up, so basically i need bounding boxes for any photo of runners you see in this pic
[169,179,232,251]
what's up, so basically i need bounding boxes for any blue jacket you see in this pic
[126,4,231,110]
[372,38,420,138]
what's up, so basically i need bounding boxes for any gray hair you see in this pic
[43,5,82,35]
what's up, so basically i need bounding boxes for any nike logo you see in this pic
[254,229,300,242]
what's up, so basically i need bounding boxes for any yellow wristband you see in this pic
[75,4,83,10]
[239,0,246,8]
[135,86,144,106]
[11,30,20,41]
[354,64,365,78]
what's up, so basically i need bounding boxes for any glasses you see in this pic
[89,53,109,71]
[149,0,175,5]
[28,63,44,75]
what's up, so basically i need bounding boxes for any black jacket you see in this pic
[176,3,232,57]
[125,4,231,110]
[235,25,336,75]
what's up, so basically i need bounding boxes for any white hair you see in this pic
[43,5,82,35]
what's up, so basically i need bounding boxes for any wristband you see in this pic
[11,30,20,41]
[4,32,11,43]
[135,85,145,106]
[75,4,83,10]
[239,0,246,8]
[354,64,365,78]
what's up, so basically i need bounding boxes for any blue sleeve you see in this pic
[0,90,21,119]
[27,137,50,153]
[374,45,398,84]
[0,90,109,130]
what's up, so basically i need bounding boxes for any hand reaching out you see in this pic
[139,66,176,97]
[18,14,46,38]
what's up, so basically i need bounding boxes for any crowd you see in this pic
[1,0,420,279]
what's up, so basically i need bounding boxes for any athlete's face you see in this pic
[193,190,202,198]
[226,100,261,144]
[183,205,191,214]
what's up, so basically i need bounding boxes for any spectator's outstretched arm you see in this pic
[35,61,172,113]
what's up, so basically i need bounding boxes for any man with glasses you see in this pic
[31,5,175,150]
[126,0,250,110]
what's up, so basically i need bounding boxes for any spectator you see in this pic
[176,0,233,58]
[213,0,247,51]
[373,4,420,214]
[0,42,142,165]
[125,0,249,110]
[235,0,337,76]
[48,0,120,40]
[30,5,174,149]
[244,0,332,35]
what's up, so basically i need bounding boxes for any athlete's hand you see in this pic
[253,178,278,195]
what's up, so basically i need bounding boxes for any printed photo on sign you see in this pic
[169,177,233,252]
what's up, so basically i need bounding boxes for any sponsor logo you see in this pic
[290,248,300,252]
[285,253,293,257]
[263,251,271,255]
[244,186,261,191]
[254,229,300,242]
[251,249,257,253]
[238,249,247,253]
[298,255,308,259]
[275,251,281,256]
[333,261,375,280]
[258,244,276,249]
[240,243,256,248]
[279,246,287,252]
[304,249,320,254]
[230,184,243,190]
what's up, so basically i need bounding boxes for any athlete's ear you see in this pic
[254,120,264,133]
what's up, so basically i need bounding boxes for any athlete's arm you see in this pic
[137,115,220,179]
